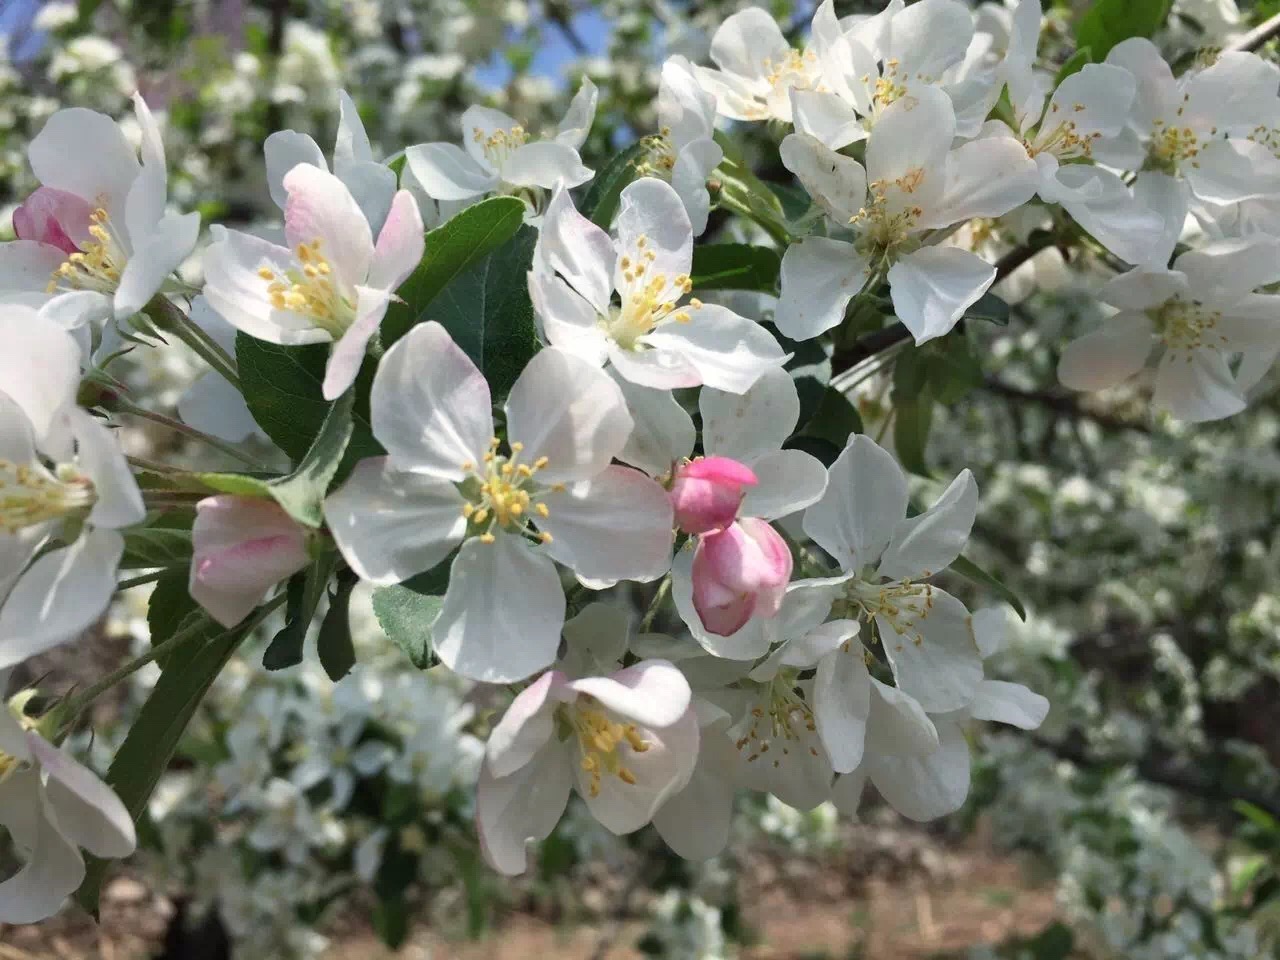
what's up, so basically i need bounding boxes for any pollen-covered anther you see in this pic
[571,700,650,797]
[460,442,554,544]
[46,206,124,295]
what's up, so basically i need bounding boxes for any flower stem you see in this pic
[145,295,241,389]
[111,395,266,471]
[639,575,672,633]
[716,184,792,248]
[117,570,167,591]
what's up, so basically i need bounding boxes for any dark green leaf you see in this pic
[1055,47,1093,82]
[146,571,220,670]
[373,897,410,949]
[797,387,862,450]
[317,578,357,681]
[121,528,193,570]
[420,225,541,398]
[965,291,1011,326]
[1075,0,1172,59]
[236,336,381,469]
[1235,800,1280,834]
[580,138,653,227]
[690,244,781,293]
[893,390,934,478]
[387,154,407,182]
[777,326,832,427]
[76,611,255,914]
[927,336,985,405]
[263,554,335,670]
[268,389,355,527]
[381,196,526,345]
[951,555,1028,621]
[370,561,451,669]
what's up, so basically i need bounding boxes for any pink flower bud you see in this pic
[189,495,311,627]
[691,517,792,636]
[669,456,757,534]
[12,188,92,256]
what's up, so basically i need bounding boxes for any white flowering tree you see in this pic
[2,0,1280,957]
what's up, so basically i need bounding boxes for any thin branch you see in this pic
[111,397,266,470]
[831,323,912,376]
[1228,12,1280,53]
[982,378,1152,433]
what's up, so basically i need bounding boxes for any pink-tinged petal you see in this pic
[27,734,135,858]
[566,659,693,730]
[12,188,92,255]
[487,670,573,778]
[691,519,792,636]
[367,190,426,293]
[188,495,310,627]
[476,742,573,875]
[322,285,392,400]
[282,164,374,290]
[670,456,757,535]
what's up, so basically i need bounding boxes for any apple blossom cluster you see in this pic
[0,0,1277,929]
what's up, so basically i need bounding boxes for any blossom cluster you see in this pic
[1,0,1278,930]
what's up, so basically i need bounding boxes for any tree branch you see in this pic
[982,378,1151,433]
[1228,12,1280,53]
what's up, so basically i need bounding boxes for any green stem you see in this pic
[117,570,167,591]
[145,295,240,389]
[112,396,266,471]
[639,576,672,633]
[61,593,287,723]
[716,185,792,248]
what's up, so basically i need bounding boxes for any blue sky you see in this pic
[472,5,615,89]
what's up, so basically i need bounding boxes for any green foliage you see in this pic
[690,244,781,293]
[965,291,1010,326]
[795,387,863,453]
[317,576,358,682]
[267,389,356,528]
[381,196,527,345]
[370,561,451,669]
[120,528,193,570]
[416,225,542,398]
[263,554,336,671]
[1075,0,1172,59]
[892,348,934,477]
[580,139,653,227]
[146,571,221,669]
[951,555,1028,621]
[236,336,381,469]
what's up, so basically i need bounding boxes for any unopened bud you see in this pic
[669,456,757,535]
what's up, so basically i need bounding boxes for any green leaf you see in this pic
[927,336,985,405]
[1075,0,1172,59]
[690,244,781,293]
[370,561,450,669]
[797,387,863,450]
[236,336,382,469]
[387,153,407,182]
[267,389,355,527]
[580,139,653,227]
[146,571,220,669]
[951,555,1028,622]
[419,225,541,398]
[893,391,934,478]
[381,196,526,345]
[1235,800,1280,833]
[964,291,1010,326]
[121,528,193,570]
[194,472,275,498]
[76,611,256,914]
[317,577,357,681]
[263,555,335,671]
[1055,47,1093,82]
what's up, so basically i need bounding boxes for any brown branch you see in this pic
[1228,12,1280,53]
[982,379,1152,433]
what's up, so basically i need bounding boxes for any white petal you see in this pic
[864,678,939,758]
[323,457,466,585]
[644,303,787,394]
[830,767,868,817]
[700,366,799,463]
[0,307,81,446]
[334,90,375,170]
[1057,312,1154,392]
[889,246,994,344]
[113,211,201,320]
[1186,138,1280,206]
[505,347,633,486]
[659,55,718,148]
[607,342,699,390]
[969,680,1049,730]
[559,602,632,677]
[502,142,593,191]
[536,185,614,313]
[554,79,598,150]
[1099,268,1188,311]
[0,529,123,671]
[540,465,674,585]
[29,736,135,858]
[403,142,497,201]
[804,434,907,572]
[865,85,954,215]
[530,269,611,366]
[460,105,522,170]
[672,139,722,237]
[1153,348,1245,422]
[1049,165,1167,268]
[0,784,85,925]
[775,237,869,341]
[341,162,398,236]
[924,135,1039,228]
[878,469,977,582]
[1176,238,1280,299]
[1132,171,1188,269]
[612,377,695,477]
[885,0,973,79]
[779,133,868,224]
[877,588,983,713]
[1183,51,1280,132]
[1040,64,1135,141]
[0,240,67,294]
[742,450,828,521]
[709,8,789,82]
[435,534,565,683]
[367,190,425,293]
[371,321,493,480]
[652,728,737,859]
[264,131,327,210]
[69,409,144,530]
[477,744,572,875]
[323,285,393,400]
[815,645,871,774]
[568,659,693,730]
[790,91,867,152]
[486,671,570,778]
[29,108,139,220]
[615,178,693,307]
[282,165,374,290]
[868,717,970,821]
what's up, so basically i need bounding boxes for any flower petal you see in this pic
[1153,347,1246,422]
[568,659,693,730]
[113,211,201,320]
[29,108,139,221]
[700,366,799,464]
[803,434,907,573]
[367,190,426,292]
[0,777,85,925]
[612,376,695,477]
[615,178,693,306]
[477,743,572,875]
[741,449,829,521]
[28,735,135,858]
[502,142,593,191]
[645,303,787,394]
[888,246,995,344]
[403,142,497,201]
[486,670,571,778]
[814,643,872,774]
[877,588,983,713]
[1057,312,1154,392]
[877,469,977,582]
[282,164,374,290]
[264,131,327,210]
[968,680,1049,730]
[775,237,869,341]
[867,717,970,821]
[535,185,614,313]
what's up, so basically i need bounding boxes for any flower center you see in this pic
[0,460,96,534]
[564,697,650,797]
[764,48,819,93]
[46,206,125,295]
[458,438,557,546]
[852,176,926,260]
[605,234,696,350]
[734,675,819,769]
[872,60,911,112]
[636,131,677,179]
[1150,297,1224,352]
[1146,119,1202,173]
[842,578,935,650]
[473,124,529,169]
[1029,103,1098,160]
[259,239,354,338]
